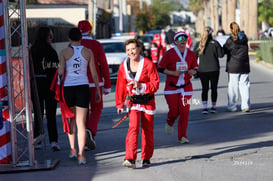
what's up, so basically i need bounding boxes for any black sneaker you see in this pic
[210,107,217,113]
[123,159,136,168]
[142,160,151,168]
[202,108,208,114]
[85,129,96,151]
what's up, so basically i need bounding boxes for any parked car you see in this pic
[140,34,154,51]
[148,29,162,36]
[98,39,127,81]
[259,27,273,39]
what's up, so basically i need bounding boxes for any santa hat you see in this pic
[153,33,160,39]
[78,20,92,36]
[174,31,188,41]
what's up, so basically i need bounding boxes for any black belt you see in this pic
[169,81,191,89]
[128,94,155,105]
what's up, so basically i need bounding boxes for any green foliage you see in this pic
[256,39,273,64]
[151,0,182,28]
[258,0,273,26]
[136,11,156,33]
[135,0,182,31]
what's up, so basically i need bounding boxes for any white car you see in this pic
[260,27,273,39]
[98,39,127,80]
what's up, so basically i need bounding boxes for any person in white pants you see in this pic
[223,22,251,112]
[227,73,250,111]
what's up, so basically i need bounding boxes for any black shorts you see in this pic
[63,84,90,108]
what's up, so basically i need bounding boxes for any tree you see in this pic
[129,0,183,31]
[151,0,182,28]
[136,8,156,33]
[258,0,273,28]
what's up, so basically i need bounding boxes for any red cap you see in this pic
[78,20,92,36]
[174,31,187,41]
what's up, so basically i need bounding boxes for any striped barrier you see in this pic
[0,0,12,164]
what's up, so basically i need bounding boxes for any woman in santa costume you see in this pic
[77,20,111,151]
[157,31,198,144]
[115,39,159,168]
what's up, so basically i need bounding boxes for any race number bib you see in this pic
[176,62,188,72]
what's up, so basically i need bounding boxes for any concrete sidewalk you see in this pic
[1,56,273,181]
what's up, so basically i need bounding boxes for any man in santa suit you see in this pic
[78,20,111,150]
[157,31,198,144]
[116,39,159,168]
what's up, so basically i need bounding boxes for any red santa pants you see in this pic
[164,94,192,140]
[86,86,103,136]
[125,110,154,161]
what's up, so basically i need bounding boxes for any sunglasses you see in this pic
[177,35,188,41]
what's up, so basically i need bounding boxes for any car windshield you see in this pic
[141,36,153,43]
[148,30,161,35]
[101,42,125,53]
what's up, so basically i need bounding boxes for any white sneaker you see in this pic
[51,142,61,151]
[122,159,136,169]
[165,123,174,135]
[178,137,190,144]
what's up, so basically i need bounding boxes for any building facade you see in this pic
[195,0,258,39]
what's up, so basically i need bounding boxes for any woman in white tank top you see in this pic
[58,28,101,165]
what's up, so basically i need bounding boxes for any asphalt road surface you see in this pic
[1,55,273,181]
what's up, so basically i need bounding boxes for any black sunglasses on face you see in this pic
[177,35,188,41]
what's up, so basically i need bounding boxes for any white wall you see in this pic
[10,6,87,27]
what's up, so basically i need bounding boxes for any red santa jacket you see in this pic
[186,34,193,48]
[158,46,198,96]
[50,71,74,134]
[115,57,159,114]
[150,47,159,63]
[80,36,111,93]
[152,34,162,57]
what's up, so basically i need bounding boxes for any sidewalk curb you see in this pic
[256,60,273,69]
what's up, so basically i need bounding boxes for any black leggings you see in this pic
[199,71,220,103]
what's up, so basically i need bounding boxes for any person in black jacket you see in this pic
[31,27,60,150]
[165,25,175,50]
[198,26,224,114]
[223,22,250,112]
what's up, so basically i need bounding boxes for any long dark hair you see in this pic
[32,27,53,50]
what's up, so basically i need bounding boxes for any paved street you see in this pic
[1,55,273,181]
